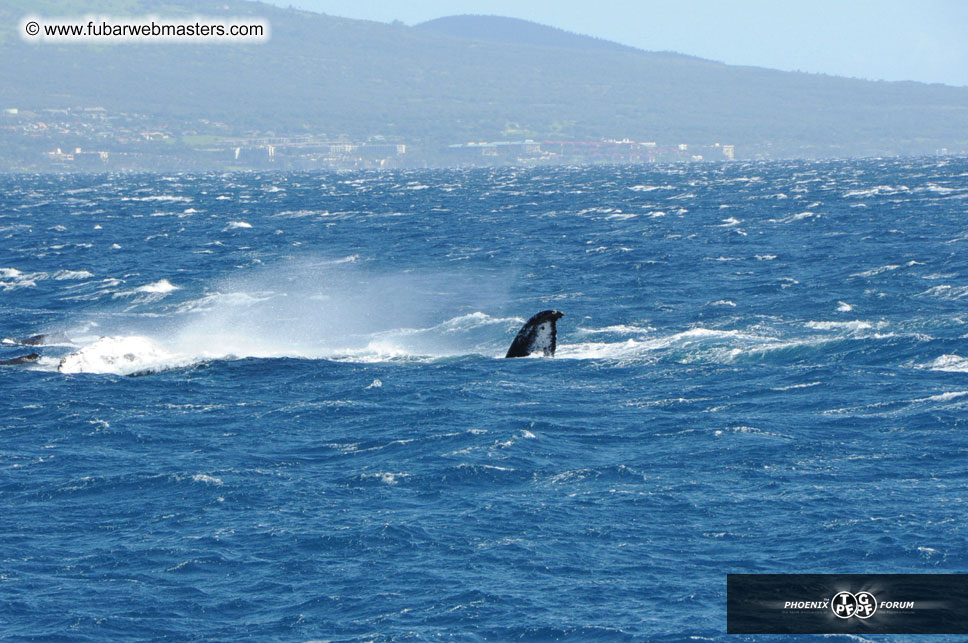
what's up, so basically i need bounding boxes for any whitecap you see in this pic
[918,285,968,300]
[929,355,968,373]
[574,324,653,335]
[136,279,179,294]
[843,185,909,198]
[53,270,94,280]
[122,195,192,203]
[191,474,223,486]
[771,211,817,223]
[850,264,901,278]
[925,391,968,403]
[805,320,884,333]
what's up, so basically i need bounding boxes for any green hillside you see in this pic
[3,0,968,157]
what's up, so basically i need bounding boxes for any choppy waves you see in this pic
[4,159,968,640]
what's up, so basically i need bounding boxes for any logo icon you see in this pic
[832,591,877,619]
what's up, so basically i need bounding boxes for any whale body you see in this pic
[0,332,70,367]
[505,310,564,358]
[0,353,39,366]
[2,332,71,347]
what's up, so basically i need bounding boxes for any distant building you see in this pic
[47,147,109,165]
[75,150,109,165]
[360,143,406,156]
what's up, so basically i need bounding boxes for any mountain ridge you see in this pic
[414,14,718,65]
[1,0,967,161]
[415,14,644,55]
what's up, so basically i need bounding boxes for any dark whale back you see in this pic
[5,332,70,346]
[505,310,564,358]
[0,353,40,366]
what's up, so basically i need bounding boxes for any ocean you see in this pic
[2,158,967,641]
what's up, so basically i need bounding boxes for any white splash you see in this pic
[57,335,183,375]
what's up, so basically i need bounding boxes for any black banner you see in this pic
[727,574,968,634]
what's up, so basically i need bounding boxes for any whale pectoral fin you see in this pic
[541,321,557,356]
[505,310,564,358]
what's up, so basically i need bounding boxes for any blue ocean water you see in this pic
[2,159,968,641]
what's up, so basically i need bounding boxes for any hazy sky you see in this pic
[272,0,968,87]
